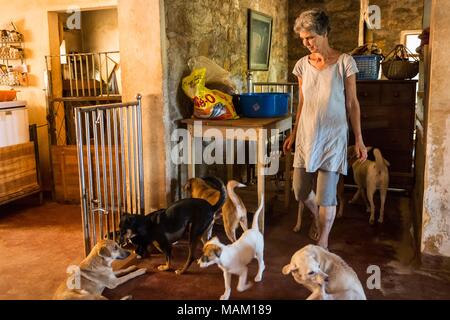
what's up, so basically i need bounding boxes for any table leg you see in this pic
[187,124,195,179]
[284,149,292,209]
[227,164,234,181]
[257,129,265,233]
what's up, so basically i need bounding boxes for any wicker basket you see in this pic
[382,45,419,80]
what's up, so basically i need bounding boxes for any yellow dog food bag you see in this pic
[182,68,239,120]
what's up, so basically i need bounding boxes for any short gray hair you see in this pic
[294,9,331,36]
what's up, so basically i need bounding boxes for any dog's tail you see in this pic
[227,180,246,208]
[202,176,227,215]
[373,148,390,174]
[251,193,264,231]
[227,180,248,229]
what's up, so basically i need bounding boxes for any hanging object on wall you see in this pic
[0,22,28,86]
[248,9,273,71]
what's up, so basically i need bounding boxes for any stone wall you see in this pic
[287,0,424,82]
[370,0,424,55]
[288,0,360,81]
[163,0,288,200]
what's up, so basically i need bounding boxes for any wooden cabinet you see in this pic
[348,80,417,190]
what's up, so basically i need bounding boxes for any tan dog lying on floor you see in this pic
[282,244,366,300]
[198,197,265,300]
[185,177,248,243]
[348,146,390,224]
[53,240,146,300]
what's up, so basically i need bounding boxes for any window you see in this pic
[400,30,421,81]
[400,30,421,61]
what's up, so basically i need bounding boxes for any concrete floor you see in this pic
[1,189,450,300]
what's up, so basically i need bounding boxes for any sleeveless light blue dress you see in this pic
[292,53,359,175]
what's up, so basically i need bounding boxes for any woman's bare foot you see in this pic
[308,223,320,241]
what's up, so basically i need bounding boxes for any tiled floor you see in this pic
[1,189,450,300]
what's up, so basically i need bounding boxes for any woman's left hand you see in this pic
[355,140,368,163]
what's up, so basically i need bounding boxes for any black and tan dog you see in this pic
[119,178,226,275]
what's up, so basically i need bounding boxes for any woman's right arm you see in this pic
[283,77,304,154]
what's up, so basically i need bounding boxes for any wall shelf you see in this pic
[0,40,24,44]
[0,30,27,87]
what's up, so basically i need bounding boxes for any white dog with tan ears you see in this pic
[198,196,265,300]
[282,245,366,300]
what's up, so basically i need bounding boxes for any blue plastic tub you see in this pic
[237,93,289,118]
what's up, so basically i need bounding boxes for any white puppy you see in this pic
[348,146,390,224]
[282,245,366,300]
[198,196,265,300]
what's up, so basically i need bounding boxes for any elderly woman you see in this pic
[283,9,367,249]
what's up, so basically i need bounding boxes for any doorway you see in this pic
[46,7,122,203]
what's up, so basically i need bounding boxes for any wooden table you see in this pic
[181,116,293,232]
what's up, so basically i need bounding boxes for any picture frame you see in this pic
[0,64,8,75]
[248,9,273,71]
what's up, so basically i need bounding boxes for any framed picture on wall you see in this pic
[0,64,7,75]
[248,9,273,71]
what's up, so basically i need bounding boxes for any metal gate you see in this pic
[74,94,144,255]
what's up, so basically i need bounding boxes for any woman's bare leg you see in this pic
[317,205,336,249]
[304,191,320,241]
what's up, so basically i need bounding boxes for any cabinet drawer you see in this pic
[357,83,381,106]
[380,83,416,106]
[360,106,414,130]
[361,129,413,152]
[379,149,414,174]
